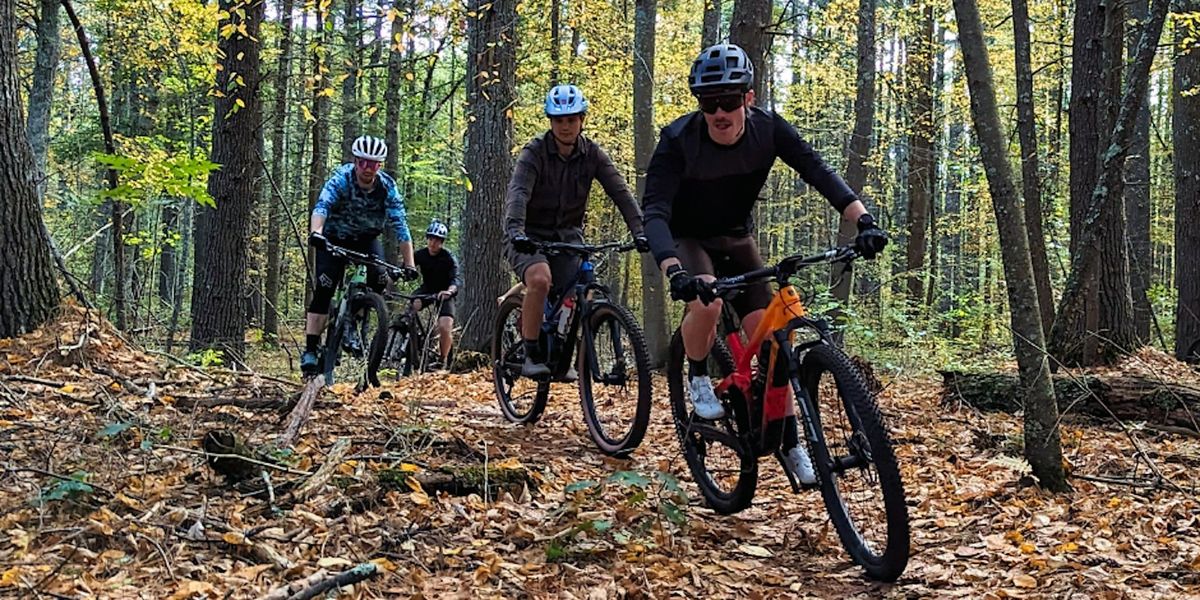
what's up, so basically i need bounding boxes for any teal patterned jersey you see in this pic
[314,164,411,242]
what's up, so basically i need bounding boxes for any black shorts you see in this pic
[309,236,385,314]
[415,289,456,319]
[675,235,771,318]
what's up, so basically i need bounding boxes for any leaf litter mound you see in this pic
[1,304,1198,598]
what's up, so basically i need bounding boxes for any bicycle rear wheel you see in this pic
[324,292,389,392]
[578,302,652,457]
[667,329,756,514]
[797,343,909,581]
[492,296,549,423]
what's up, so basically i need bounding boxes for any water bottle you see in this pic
[557,295,575,336]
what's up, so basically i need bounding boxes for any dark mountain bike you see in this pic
[317,242,406,392]
[381,291,446,377]
[492,240,652,457]
[667,245,910,581]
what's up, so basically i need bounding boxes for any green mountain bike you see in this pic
[318,242,408,392]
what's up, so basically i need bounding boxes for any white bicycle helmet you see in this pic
[351,135,388,161]
[426,220,449,240]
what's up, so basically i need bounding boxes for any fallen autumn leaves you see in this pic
[1,305,1198,598]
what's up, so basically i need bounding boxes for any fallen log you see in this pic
[940,370,1200,433]
[278,378,325,448]
[262,563,379,600]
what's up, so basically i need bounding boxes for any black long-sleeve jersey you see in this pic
[641,107,857,264]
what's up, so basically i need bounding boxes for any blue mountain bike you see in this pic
[492,240,652,457]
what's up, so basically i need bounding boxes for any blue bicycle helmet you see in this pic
[544,84,589,117]
[688,44,754,94]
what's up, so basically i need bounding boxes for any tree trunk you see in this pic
[63,0,124,330]
[952,0,1067,492]
[904,0,933,308]
[635,0,667,368]
[459,0,516,352]
[729,0,770,100]
[550,0,560,84]
[0,0,59,338]
[367,8,383,133]
[265,0,295,339]
[382,4,404,266]
[701,0,721,47]
[1012,0,1055,338]
[27,0,59,199]
[1175,1,1200,361]
[1056,0,1139,366]
[307,6,332,310]
[341,0,360,163]
[831,0,875,331]
[159,201,177,305]
[1051,0,1168,368]
[1126,0,1153,342]
[190,0,265,361]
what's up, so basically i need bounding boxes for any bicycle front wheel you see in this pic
[797,343,909,581]
[380,325,411,380]
[578,302,652,457]
[324,292,389,392]
[667,329,756,514]
[492,296,549,423]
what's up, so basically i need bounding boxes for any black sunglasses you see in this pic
[697,93,745,115]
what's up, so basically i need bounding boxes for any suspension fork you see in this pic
[775,329,825,457]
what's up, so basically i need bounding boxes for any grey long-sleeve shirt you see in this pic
[504,131,644,242]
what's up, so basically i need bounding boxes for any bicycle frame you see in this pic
[710,248,853,457]
[516,240,635,382]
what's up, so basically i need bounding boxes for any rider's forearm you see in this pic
[658,257,682,273]
[841,200,868,223]
[310,213,326,234]
[399,240,415,268]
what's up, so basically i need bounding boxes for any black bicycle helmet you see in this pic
[688,44,754,94]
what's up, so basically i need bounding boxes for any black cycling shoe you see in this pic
[300,350,320,375]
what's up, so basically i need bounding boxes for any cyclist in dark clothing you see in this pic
[302,135,417,375]
[642,44,889,485]
[411,220,461,369]
[505,84,650,376]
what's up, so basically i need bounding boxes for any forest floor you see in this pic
[2,304,1199,599]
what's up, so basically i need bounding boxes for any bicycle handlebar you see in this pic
[705,245,858,302]
[323,241,413,281]
[387,291,444,302]
[534,240,638,256]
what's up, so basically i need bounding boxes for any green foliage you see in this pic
[549,469,689,561]
[186,348,225,367]
[92,136,219,208]
[35,472,95,506]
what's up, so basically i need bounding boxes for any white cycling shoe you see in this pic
[784,445,817,485]
[688,375,726,420]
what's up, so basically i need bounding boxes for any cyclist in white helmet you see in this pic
[411,219,461,369]
[303,134,418,375]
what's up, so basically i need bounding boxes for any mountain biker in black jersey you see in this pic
[642,44,890,485]
[302,135,418,375]
[505,84,650,377]
[411,219,461,370]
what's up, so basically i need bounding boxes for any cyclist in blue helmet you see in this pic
[504,84,650,377]
[642,44,889,485]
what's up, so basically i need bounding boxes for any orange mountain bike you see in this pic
[667,245,910,581]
